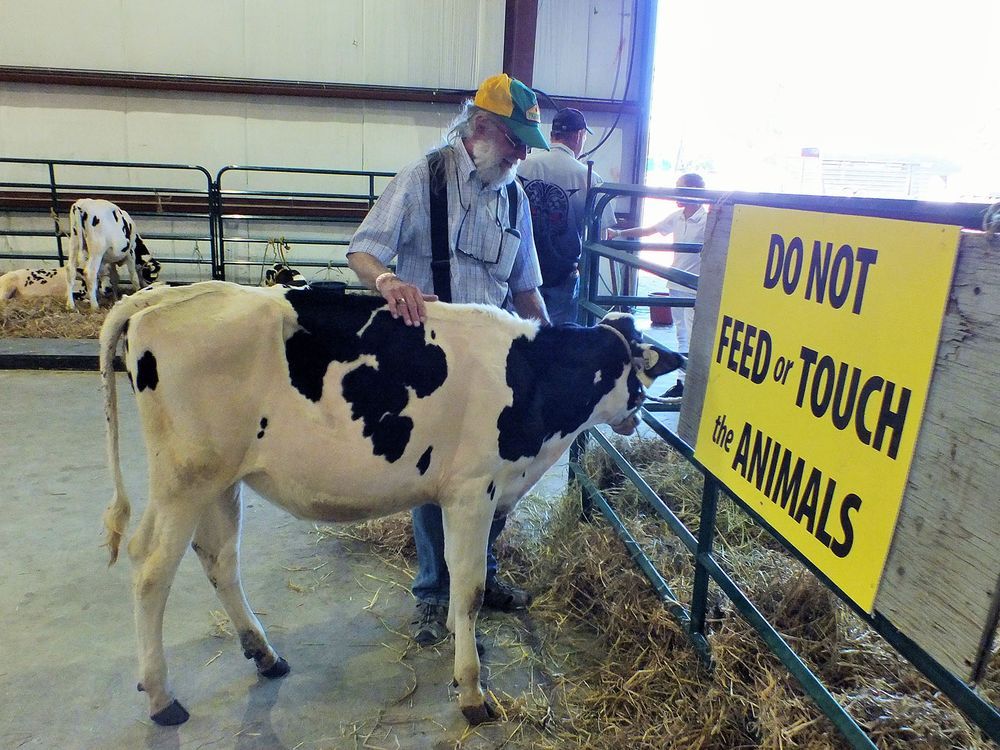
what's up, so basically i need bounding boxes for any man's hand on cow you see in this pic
[379,276,438,326]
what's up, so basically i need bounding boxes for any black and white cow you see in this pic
[263,262,308,287]
[66,198,161,311]
[99,281,681,727]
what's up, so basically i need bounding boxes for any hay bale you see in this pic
[335,436,997,749]
[0,296,108,339]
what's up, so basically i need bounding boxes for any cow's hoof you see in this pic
[461,700,498,726]
[260,657,290,679]
[150,700,189,726]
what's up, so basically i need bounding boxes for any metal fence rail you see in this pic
[0,159,394,285]
[214,165,394,284]
[576,182,999,748]
[0,157,215,274]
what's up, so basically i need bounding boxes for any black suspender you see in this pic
[506,181,518,229]
[426,150,519,306]
[427,152,452,303]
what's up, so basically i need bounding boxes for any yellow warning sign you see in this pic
[694,206,960,611]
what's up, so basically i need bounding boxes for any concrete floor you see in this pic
[0,318,680,750]
[0,370,560,750]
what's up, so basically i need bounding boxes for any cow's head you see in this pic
[265,262,308,287]
[598,312,684,435]
[133,237,161,286]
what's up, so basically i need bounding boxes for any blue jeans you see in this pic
[541,271,580,325]
[411,503,507,605]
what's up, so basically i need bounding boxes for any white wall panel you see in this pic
[245,99,364,170]
[533,0,635,100]
[124,91,249,169]
[0,0,504,89]
[471,1,506,87]
[0,0,631,187]
[243,1,365,82]
[584,0,635,100]
[0,87,128,161]
[533,0,591,96]
[0,1,127,71]
[123,0,247,77]
[360,101,455,172]
[362,0,435,86]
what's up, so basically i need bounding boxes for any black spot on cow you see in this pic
[190,541,216,568]
[469,585,484,619]
[430,330,436,339]
[92,215,100,226]
[135,350,159,392]
[283,292,384,401]
[416,446,433,475]
[487,481,495,501]
[239,630,268,665]
[257,416,268,439]
[284,289,448,463]
[80,210,88,223]
[121,218,133,241]
[497,326,626,461]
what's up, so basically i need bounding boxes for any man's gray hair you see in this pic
[427,101,498,186]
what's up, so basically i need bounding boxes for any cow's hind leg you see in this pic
[191,482,288,680]
[441,498,498,725]
[127,493,203,725]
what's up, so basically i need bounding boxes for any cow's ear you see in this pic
[599,312,639,340]
[636,344,683,385]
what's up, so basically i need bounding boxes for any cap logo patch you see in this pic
[525,103,540,122]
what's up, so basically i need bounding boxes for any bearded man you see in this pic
[347,74,551,647]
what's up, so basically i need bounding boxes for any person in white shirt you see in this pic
[607,172,706,400]
[517,108,616,324]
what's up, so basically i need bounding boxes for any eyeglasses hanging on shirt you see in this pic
[454,187,521,266]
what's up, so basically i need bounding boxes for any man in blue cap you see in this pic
[347,74,551,647]
[518,107,617,324]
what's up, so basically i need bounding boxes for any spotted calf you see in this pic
[264,262,308,287]
[99,281,681,727]
[67,198,160,311]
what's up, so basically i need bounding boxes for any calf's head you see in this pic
[598,313,684,435]
[135,237,161,285]
[265,263,308,287]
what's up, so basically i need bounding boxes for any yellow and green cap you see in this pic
[473,73,550,151]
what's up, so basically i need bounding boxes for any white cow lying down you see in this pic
[0,266,116,302]
[0,267,81,301]
[100,281,681,727]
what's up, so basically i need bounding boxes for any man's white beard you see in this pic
[471,138,517,190]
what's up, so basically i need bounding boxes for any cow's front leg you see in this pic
[122,252,142,294]
[64,263,77,311]
[441,498,498,725]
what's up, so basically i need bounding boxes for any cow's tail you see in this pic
[99,282,227,564]
[69,202,87,259]
[99,292,140,565]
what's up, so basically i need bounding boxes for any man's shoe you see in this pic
[483,579,532,612]
[662,380,684,403]
[411,601,486,656]
[410,601,448,646]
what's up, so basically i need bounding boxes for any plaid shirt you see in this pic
[347,143,542,306]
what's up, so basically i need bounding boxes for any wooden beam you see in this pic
[503,0,538,86]
[0,66,638,114]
